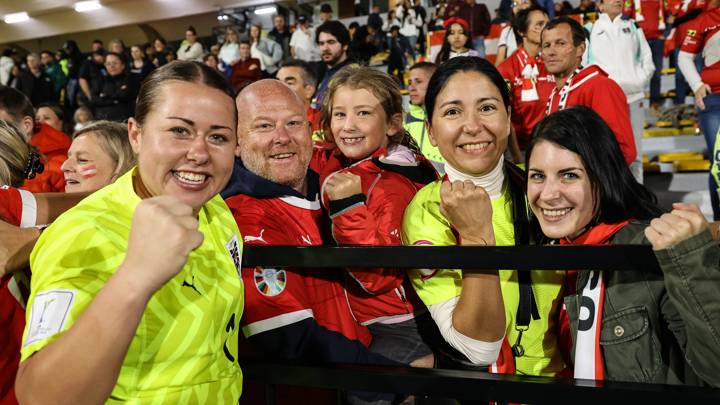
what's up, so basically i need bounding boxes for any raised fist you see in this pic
[440,180,495,246]
[645,203,710,251]
[121,196,205,294]
[325,171,363,201]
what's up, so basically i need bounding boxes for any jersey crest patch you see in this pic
[687,29,697,37]
[24,289,76,347]
[254,267,287,296]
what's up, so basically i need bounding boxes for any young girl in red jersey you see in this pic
[319,66,440,381]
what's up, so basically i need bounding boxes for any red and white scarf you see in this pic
[560,221,629,380]
[518,48,540,102]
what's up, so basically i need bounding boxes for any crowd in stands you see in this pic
[1,1,720,404]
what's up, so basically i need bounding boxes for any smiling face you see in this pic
[105,54,125,77]
[61,133,117,192]
[128,80,237,210]
[447,23,470,51]
[330,86,397,160]
[428,71,510,176]
[237,81,312,193]
[527,139,595,240]
[35,106,63,132]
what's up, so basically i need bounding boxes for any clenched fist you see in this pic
[645,203,710,251]
[120,196,205,295]
[325,172,363,201]
[439,180,495,246]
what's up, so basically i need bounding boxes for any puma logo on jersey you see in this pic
[182,275,202,295]
[301,234,313,245]
[244,229,267,244]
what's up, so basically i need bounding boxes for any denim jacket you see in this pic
[564,221,720,387]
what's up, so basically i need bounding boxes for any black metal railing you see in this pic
[240,245,720,404]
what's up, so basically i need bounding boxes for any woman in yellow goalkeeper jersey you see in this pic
[16,61,245,404]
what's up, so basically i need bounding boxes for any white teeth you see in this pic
[342,137,364,145]
[174,171,206,184]
[272,153,294,159]
[542,208,572,217]
[461,142,490,151]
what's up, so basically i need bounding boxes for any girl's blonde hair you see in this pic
[72,120,136,180]
[0,120,32,187]
[321,66,417,150]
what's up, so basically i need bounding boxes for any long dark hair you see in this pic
[526,107,661,229]
[434,22,474,64]
[424,56,510,125]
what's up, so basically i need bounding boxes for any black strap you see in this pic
[515,270,540,328]
[504,161,540,333]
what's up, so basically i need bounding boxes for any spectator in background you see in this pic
[35,103,69,134]
[495,0,535,66]
[435,18,480,63]
[78,49,105,106]
[625,0,667,111]
[90,39,104,52]
[383,9,403,33]
[585,0,654,183]
[177,26,204,62]
[387,25,413,86]
[90,53,139,122]
[249,23,283,77]
[414,0,429,54]
[320,3,334,22]
[219,28,242,67]
[129,45,154,82]
[230,40,262,91]
[315,21,352,108]
[0,85,69,193]
[404,61,444,172]
[445,0,492,56]
[366,24,386,54]
[291,16,321,62]
[73,106,93,131]
[165,50,177,64]
[152,38,169,67]
[15,53,54,106]
[396,0,423,56]
[573,0,597,15]
[108,39,130,63]
[349,24,376,64]
[39,50,66,103]
[62,40,84,109]
[203,53,224,74]
[0,49,14,86]
[276,60,321,132]
[268,14,292,63]
[368,4,384,31]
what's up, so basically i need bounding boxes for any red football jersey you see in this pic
[225,191,372,347]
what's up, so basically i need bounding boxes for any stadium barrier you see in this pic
[240,245,720,404]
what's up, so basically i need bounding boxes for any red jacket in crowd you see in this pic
[23,123,69,193]
[546,65,637,165]
[230,58,262,92]
[681,6,720,93]
[0,186,35,405]
[319,146,438,325]
[498,47,555,149]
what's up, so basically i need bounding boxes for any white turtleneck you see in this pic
[443,158,505,200]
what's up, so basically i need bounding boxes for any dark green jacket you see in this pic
[564,221,720,387]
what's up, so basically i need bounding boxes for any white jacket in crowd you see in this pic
[395,4,423,38]
[584,13,654,103]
